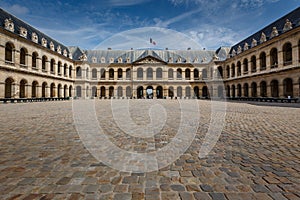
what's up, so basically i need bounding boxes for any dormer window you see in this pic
[42,38,47,47]
[101,57,105,63]
[32,32,38,43]
[270,27,279,38]
[168,57,173,63]
[237,46,242,54]
[118,57,122,63]
[126,57,131,63]
[69,53,73,59]
[63,49,68,57]
[244,43,249,51]
[251,39,257,47]
[194,57,199,63]
[92,56,97,63]
[231,49,236,57]
[283,19,293,32]
[57,45,61,54]
[50,41,55,51]
[4,18,14,32]
[110,58,114,63]
[260,32,267,43]
[177,57,182,63]
[19,27,27,38]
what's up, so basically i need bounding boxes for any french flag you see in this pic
[150,38,156,45]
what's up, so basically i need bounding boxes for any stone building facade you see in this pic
[0,7,299,99]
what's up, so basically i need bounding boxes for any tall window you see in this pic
[156,68,162,79]
[270,48,278,68]
[243,59,248,73]
[42,56,47,71]
[109,68,114,79]
[20,48,27,66]
[117,68,122,79]
[260,52,266,70]
[202,69,207,79]
[32,52,38,68]
[76,67,82,78]
[283,42,292,66]
[5,43,14,62]
[50,59,55,73]
[185,69,191,79]
[137,68,143,79]
[237,61,241,76]
[194,69,199,79]
[168,68,173,79]
[100,68,105,79]
[57,61,62,75]
[126,68,131,79]
[92,68,97,79]
[251,56,257,72]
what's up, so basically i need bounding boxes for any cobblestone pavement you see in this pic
[0,100,299,200]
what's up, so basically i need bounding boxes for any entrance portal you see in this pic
[156,86,163,99]
[146,86,153,99]
[137,86,143,99]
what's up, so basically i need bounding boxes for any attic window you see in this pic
[42,38,47,47]
[50,41,55,51]
[126,58,131,63]
[92,57,97,63]
[4,18,14,32]
[283,19,293,32]
[32,32,38,43]
[63,49,68,57]
[110,58,114,63]
[19,27,27,38]
[118,57,123,63]
[57,45,62,54]
[101,57,105,63]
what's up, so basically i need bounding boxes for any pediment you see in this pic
[134,55,166,64]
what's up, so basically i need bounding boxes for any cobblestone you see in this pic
[0,100,299,199]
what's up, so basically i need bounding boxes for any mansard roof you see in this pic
[0,8,70,57]
[230,7,300,56]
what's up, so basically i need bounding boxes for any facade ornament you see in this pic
[57,45,61,54]
[19,27,27,38]
[92,56,97,63]
[68,53,73,59]
[109,57,114,63]
[231,49,236,56]
[79,53,87,61]
[42,38,47,47]
[4,18,14,32]
[101,57,105,63]
[244,43,249,51]
[260,32,267,43]
[283,19,293,32]
[168,57,173,63]
[63,49,68,57]
[31,32,38,43]
[177,57,182,63]
[50,41,55,51]
[237,45,242,54]
[118,57,122,63]
[270,27,279,38]
[126,57,131,63]
[251,38,257,47]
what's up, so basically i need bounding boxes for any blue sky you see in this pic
[0,0,299,50]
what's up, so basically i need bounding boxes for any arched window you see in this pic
[20,48,27,66]
[177,68,182,79]
[76,86,81,97]
[42,82,47,98]
[92,86,97,97]
[117,68,123,79]
[202,69,207,79]
[126,86,132,97]
[64,85,68,98]
[19,79,27,98]
[5,42,14,62]
[117,86,123,97]
[100,68,105,79]
[251,82,257,97]
[137,68,143,79]
[270,80,279,97]
[283,78,293,97]
[5,78,14,98]
[32,81,38,98]
[42,56,47,71]
[69,65,73,77]
[283,42,292,66]
[168,68,174,79]
[57,61,62,75]
[168,86,174,98]
[185,69,191,80]
[50,59,55,73]
[231,85,236,97]
[147,68,153,79]
[32,52,38,68]
[226,85,230,97]
[109,68,114,79]
[76,66,82,78]
[243,59,248,74]
[177,86,182,97]
[202,86,208,97]
[92,68,97,79]
[251,56,257,72]
[231,64,235,77]
[237,84,242,97]
[100,86,106,98]
[260,52,266,70]
[260,81,267,97]
[64,64,67,76]
[270,48,278,68]
[194,69,199,80]
[237,61,241,76]
[57,84,62,97]
[226,65,230,78]
[86,68,89,79]
[126,68,131,79]
[50,83,56,97]
[156,68,162,79]
[69,85,73,97]
[243,83,249,97]
[185,86,191,97]
[109,86,114,97]
[194,86,200,98]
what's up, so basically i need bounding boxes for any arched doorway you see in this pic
[232,85,236,97]
[270,80,279,97]
[109,86,114,98]
[64,85,68,98]
[32,81,38,98]
[51,83,56,97]
[100,86,106,98]
[76,86,81,97]
[260,81,267,97]
[5,78,14,98]
[19,79,27,98]
[146,86,153,99]
[283,78,293,97]
[57,84,62,98]
[217,85,223,98]
[226,85,230,97]
[117,86,123,97]
[137,86,143,99]
[251,82,257,97]
[185,86,191,98]
[202,86,208,98]
[42,82,47,98]
[244,83,249,97]
[237,84,242,97]
[69,86,73,97]
[177,86,182,98]
[126,86,132,98]
[156,86,163,99]
[194,86,199,99]
[168,86,174,98]
[92,86,97,97]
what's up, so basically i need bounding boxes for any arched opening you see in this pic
[217,66,223,78]
[19,79,27,98]
[168,68,174,79]
[147,68,153,80]
[156,86,163,99]
[146,86,153,99]
[283,42,293,66]
[156,68,162,79]
[42,56,47,71]
[226,85,230,97]
[185,69,191,80]
[226,65,230,78]
[109,86,114,98]
[64,64,67,76]
[69,65,73,77]
[194,86,199,98]
[251,56,257,72]
[109,69,114,80]
[202,86,208,98]
[202,69,207,79]
[137,68,143,79]
[5,42,14,62]
[64,85,68,98]
[237,84,242,97]
[260,81,267,97]
[137,86,144,99]
[260,52,266,71]
[177,86,182,98]
[177,68,182,79]
[76,86,81,98]
[100,86,106,98]
[194,69,199,80]
[126,86,132,97]
[51,83,56,97]
[32,81,38,98]
[20,47,27,66]
[92,86,97,97]
[86,68,89,79]
[117,86,123,97]
[76,66,82,78]
[32,52,38,68]
[126,68,131,79]
[100,68,105,79]
[92,68,97,79]
[5,78,14,98]
[117,68,123,79]
[185,86,191,98]
[57,84,62,97]
[232,85,236,97]
[243,59,248,74]
[251,82,257,97]
[243,83,249,97]
[237,61,241,76]
[57,61,62,75]
[270,80,279,97]
[168,86,174,98]
[283,78,293,97]
[270,48,278,68]
[217,85,224,98]
[231,64,235,77]
[50,59,55,73]
[69,85,73,97]
[42,82,47,98]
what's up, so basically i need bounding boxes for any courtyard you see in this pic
[0,100,299,200]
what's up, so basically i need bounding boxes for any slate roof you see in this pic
[0,7,70,57]
[230,7,300,55]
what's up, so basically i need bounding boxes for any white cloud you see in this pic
[4,4,29,15]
